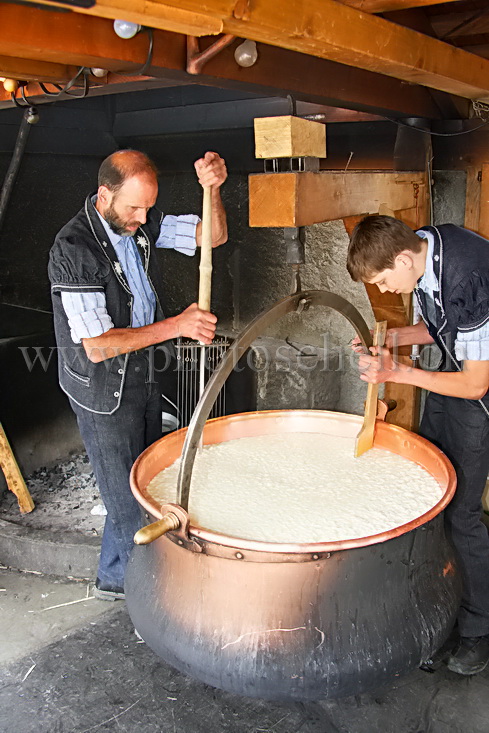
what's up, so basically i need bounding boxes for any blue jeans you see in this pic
[70,352,162,587]
[420,392,489,637]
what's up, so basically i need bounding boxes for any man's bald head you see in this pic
[98,150,158,194]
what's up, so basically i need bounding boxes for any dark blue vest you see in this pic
[48,195,172,414]
[414,224,489,417]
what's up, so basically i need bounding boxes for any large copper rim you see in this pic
[130,409,457,554]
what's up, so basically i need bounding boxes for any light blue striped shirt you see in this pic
[61,204,199,343]
[416,228,489,361]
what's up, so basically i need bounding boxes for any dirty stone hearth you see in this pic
[1,453,105,537]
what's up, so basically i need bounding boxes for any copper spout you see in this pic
[134,511,180,545]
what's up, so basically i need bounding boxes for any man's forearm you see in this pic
[391,362,487,400]
[196,188,227,247]
[210,187,227,246]
[388,321,434,348]
[82,319,178,363]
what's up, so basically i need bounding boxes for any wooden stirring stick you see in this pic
[354,320,388,458]
[197,186,212,452]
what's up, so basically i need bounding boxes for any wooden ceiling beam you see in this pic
[0,56,80,85]
[25,0,223,37]
[0,4,454,118]
[0,4,185,71]
[219,0,489,100]
[15,0,489,100]
[337,0,462,13]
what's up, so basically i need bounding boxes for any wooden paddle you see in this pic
[0,422,34,513]
[198,186,212,314]
[355,320,388,458]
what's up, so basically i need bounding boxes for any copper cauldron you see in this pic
[125,292,460,700]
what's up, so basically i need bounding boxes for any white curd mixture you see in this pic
[146,433,444,543]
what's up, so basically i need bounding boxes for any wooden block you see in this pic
[249,171,426,227]
[254,116,326,159]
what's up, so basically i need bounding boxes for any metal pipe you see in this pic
[0,107,38,234]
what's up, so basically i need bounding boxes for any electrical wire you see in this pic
[109,27,154,78]
[10,66,90,107]
[38,66,90,98]
[8,26,153,108]
[382,115,489,137]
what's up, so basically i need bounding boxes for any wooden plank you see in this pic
[0,423,34,514]
[464,166,482,233]
[355,320,388,457]
[478,162,489,239]
[249,171,426,227]
[254,116,326,159]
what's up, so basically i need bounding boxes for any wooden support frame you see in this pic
[0,4,460,118]
[30,0,489,100]
[249,171,426,228]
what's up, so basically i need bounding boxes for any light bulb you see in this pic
[91,68,108,78]
[3,78,19,93]
[234,40,258,68]
[113,19,141,40]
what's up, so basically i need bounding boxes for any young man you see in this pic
[347,215,489,675]
[48,149,227,600]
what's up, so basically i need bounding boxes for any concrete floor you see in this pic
[1,565,489,733]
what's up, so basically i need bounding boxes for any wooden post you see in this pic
[0,422,34,513]
[478,163,489,239]
[464,166,482,234]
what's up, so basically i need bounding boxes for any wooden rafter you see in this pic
[25,0,489,100]
[0,56,81,84]
[28,0,223,37]
[0,4,454,118]
[337,0,462,13]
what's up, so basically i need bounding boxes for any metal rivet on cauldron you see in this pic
[178,539,184,546]
[235,552,244,559]
[326,553,331,559]
[312,554,319,561]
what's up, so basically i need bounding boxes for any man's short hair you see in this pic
[98,150,158,194]
[347,215,423,282]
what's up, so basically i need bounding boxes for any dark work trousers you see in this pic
[420,392,489,638]
[70,352,162,587]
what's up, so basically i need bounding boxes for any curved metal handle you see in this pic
[176,290,373,511]
[133,511,180,545]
